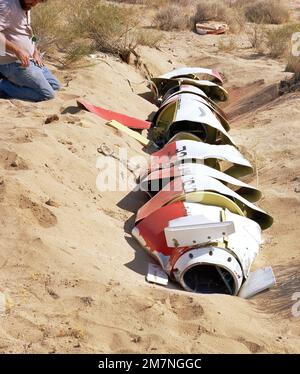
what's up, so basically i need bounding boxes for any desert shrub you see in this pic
[244,0,289,25]
[194,1,228,22]
[194,0,245,33]
[247,23,267,53]
[32,0,70,52]
[71,0,141,62]
[61,43,94,68]
[153,4,191,31]
[135,29,163,48]
[33,0,164,65]
[32,0,95,67]
[267,23,300,58]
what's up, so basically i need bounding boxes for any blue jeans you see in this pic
[0,61,60,102]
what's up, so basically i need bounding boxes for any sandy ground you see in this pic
[0,13,300,353]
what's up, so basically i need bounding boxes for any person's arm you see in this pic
[0,32,30,67]
[0,4,30,68]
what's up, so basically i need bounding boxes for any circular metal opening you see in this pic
[182,264,236,295]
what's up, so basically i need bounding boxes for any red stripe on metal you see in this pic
[144,165,179,182]
[136,179,184,223]
[152,141,177,158]
[136,201,188,256]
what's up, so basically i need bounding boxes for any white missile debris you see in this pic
[144,140,254,179]
[158,67,223,83]
[146,263,169,286]
[152,94,236,147]
[132,67,275,297]
[139,162,262,202]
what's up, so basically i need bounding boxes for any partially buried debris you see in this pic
[196,22,229,35]
[130,66,275,298]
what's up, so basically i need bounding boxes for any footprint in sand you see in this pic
[0,149,29,170]
[19,195,57,228]
[57,139,78,154]
[1,128,47,144]
[238,337,265,353]
[12,129,48,144]
[168,294,204,321]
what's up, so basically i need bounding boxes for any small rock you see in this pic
[131,336,141,343]
[45,199,59,208]
[45,114,59,124]
[80,296,94,306]
[47,288,59,299]
[69,147,77,154]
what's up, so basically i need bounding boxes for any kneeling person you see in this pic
[0,0,60,102]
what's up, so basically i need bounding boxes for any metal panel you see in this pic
[146,263,169,286]
[164,221,235,247]
[159,67,223,84]
[161,84,228,120]
[159,90,230,131]
[137,173,272,228]
[238,267,276,298]
[169,95,235,145]
[151,77,228,102]
[140,163,261,202]
[135,177,247,224]
[173,175,273,230]
[150,140,253,178]
[178,78,228,101]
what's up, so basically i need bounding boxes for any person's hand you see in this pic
[15,48,30,68]
[33,49,44,68]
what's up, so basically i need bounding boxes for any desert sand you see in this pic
[0,5,299,354]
